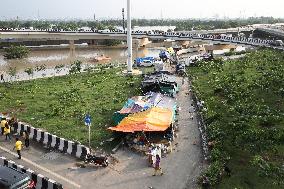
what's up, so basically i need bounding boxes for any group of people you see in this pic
[1,117,12,141]
[1,117,30,159]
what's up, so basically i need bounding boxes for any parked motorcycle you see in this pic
[84,154,109,167]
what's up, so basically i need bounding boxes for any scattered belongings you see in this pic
[176,63,186,76]
[93,54,111,62]
[84,153,109,167]
[159,51,170,61]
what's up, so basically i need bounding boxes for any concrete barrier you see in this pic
[0,156,63,189]
[2,115,90,160]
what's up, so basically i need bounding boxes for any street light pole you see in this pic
[127,0,133,73]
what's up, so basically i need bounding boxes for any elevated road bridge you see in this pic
[0,30,283,51]
[254,27,284,39]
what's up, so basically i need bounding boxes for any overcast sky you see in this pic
[0,0,283,20]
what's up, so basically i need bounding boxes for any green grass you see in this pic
[188,49,284,188]
[0,68,142,148]
[217,149,282,189]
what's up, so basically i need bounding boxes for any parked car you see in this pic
[270,40,284,46]
[0,166,32,189]
[138,60,154,67]
[135,57,155,67]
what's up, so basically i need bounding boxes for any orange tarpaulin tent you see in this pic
[108,107,173,133]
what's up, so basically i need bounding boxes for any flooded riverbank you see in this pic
[0,46,162,72]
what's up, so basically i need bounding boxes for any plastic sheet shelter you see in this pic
[109,107,174,133]
[112,96,152,125]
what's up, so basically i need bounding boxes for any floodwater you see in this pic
[0,46,162,72]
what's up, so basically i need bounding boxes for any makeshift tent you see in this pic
[109,107,174,133]
[112,92,177,125]
[112,96,151,125]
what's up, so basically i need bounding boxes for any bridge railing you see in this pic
[0,29,283,49]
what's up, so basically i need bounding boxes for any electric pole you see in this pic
[127,0,132,73]
[122,8,125,32]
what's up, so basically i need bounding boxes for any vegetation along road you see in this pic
[188,49,284,188]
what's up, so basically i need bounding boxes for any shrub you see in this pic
[4,45,30,59]
[69,60,82,74]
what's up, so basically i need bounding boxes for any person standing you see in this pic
[152,154,163,176]
[148,144,154,167]
[4,123,11,141]
[0,73,4,82]
[189,103,195,120]
[1,118,7,135]
[13,138,23,159]
[23,131,30,148]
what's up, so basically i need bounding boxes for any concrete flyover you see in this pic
[179,27,254,35]
[0,30,283,50]
[254,27,284,39]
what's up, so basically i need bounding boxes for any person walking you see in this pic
[1,118,7,135]
[4,123,11,141]
[152,154,163,176]
[0,73,4,82]
[13,138,23,159]
[23,130,30,148]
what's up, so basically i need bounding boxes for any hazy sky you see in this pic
[0,0,284,20]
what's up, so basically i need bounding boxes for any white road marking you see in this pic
[0,146,81,188]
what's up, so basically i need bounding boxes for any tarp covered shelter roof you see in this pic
[141,72,179,96]
[108,107,173,133]
[113,92,176,125]
[118,96,151,114]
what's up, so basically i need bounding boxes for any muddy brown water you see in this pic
[0,46,162,72]
[0,46,163,82]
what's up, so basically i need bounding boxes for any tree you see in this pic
[69,60,82,74]
[8,67,17,81]
[4,45,30,59]
[103,39,122,46]
[96,23,106,30]
[24,68,34,79]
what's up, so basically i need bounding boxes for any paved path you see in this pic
[0,76,203,189]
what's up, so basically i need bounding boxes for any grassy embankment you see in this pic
[0,67,145,148]
[188,49,284,188]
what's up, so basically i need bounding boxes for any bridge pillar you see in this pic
[69,40,75,57]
